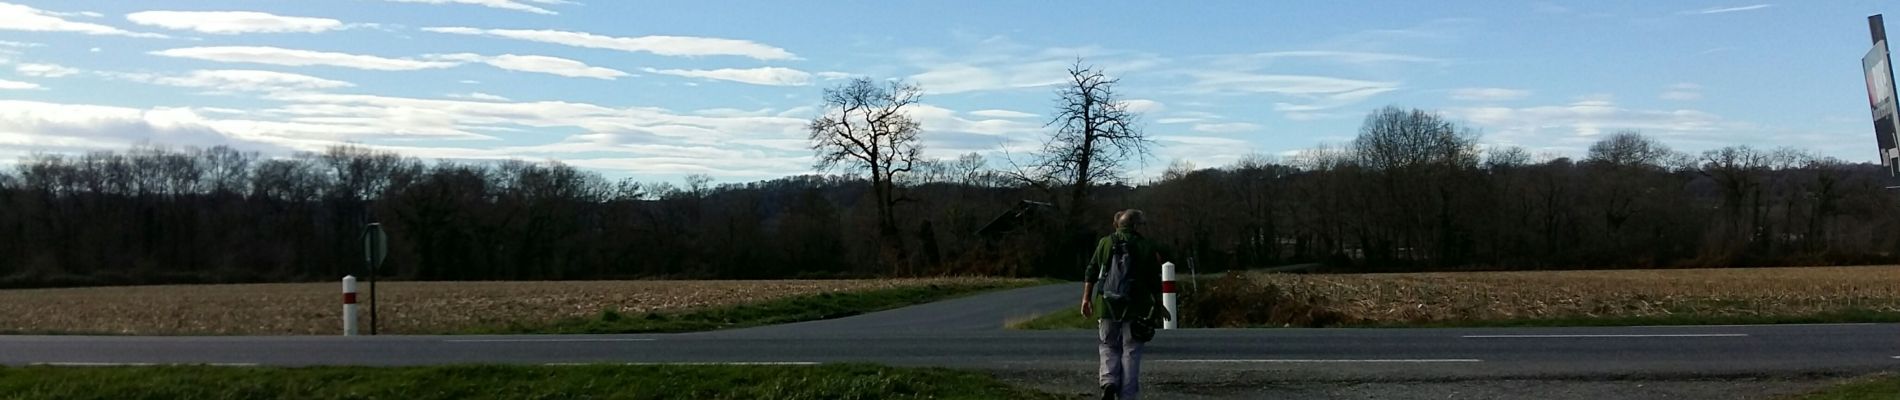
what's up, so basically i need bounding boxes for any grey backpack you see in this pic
[1099,238,1135,311]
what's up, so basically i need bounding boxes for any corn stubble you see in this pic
[0,278,1013,335]
[1217,266,1900,326]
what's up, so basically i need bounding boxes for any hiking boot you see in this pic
[1101,383,1118,400]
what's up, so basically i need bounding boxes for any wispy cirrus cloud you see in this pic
[643,67,810,86]
[1450,87,1531,101]
[1444,99,1735,154]
[1191,122,1261,134]
[432,53,629,80]
[113,69,356,93]
[126,11,345,34]
[422,26,796,60]
[903,36,1167,95]
[1233,50,1445,65]
[150,46,627,80]
[0,78,42,90]
[447,92,510,101]
[0,2,166,38]
[380,0,575,15]
[1682,4,1770,15]
[1660,83,1702,101]
[15,63,78,78]
[152,46,459,71]
[968,109,1038,119]
[1185,71,1398,118]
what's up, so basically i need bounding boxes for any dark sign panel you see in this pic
[1866,15,1900,175]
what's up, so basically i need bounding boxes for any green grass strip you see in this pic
[1789,374,1900,400]
[0,364,1065,400]
[1008,307,1900,330]
[468,281,1042,334]
[1347,309,1900,329]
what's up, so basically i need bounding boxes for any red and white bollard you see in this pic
[1161,262,1177,329]
[342,275,359,336]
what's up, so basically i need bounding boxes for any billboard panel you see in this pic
[1867,41,1896,121]
[1866,15,1900,174]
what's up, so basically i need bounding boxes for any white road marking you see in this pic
[544,362,821,366]
[31,362,258,367]
[445,338,658,343]
[1462,334,1747,338]
[1637,323,1876,328]
[1157,359,1481,363]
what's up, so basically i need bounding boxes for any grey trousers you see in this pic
[1098,319,1144,399]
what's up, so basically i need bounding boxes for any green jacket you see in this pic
[1084,228,1168,322]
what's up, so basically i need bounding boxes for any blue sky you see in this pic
[0,1,1894,182]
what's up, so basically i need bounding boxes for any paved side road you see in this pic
[708,282,1081,336]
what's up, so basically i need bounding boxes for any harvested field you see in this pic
[1234,266,1900,326]
[0,278,1025,335]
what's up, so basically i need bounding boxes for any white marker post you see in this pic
[342,275,358,336]
[1161,262,1177,329]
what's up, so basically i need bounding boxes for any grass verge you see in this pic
[469,281,1040,334]
[1789,374,1900,400]
[1010,305,1900,330]
[1350,309,1900,328]
[0,364,1065,400]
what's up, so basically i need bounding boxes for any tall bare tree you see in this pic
[1033,61,1151,217]
[808,77,925,267]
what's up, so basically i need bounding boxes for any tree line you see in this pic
[3,64,1899,287]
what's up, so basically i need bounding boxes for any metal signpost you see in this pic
[1865,15,1900,175]
[364,223,387,335]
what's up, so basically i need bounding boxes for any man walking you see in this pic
[1081,209,1168,400]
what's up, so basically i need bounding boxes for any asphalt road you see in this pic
[3,283,1898,383]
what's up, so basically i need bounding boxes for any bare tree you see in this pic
[808,77,925,267]
[1585,130,1673,168]
[1032,61,1151,216]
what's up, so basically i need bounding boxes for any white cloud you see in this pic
[0,78,41,90]
[126,11,343,34]
[1189,72,1397,118]
[0,40,42,48]
[1684,4,1770,15]
[1190,72,1398,97]
[128,69,355,93]
[968,109,1038,119]
[1145,135,1257,175]
[0,2,166,38]
[381,0,571,15]
[1661,83,1702,101]
[1445,100,1730,153]
[1240,50,1444,65]
[0,86,840,180]
[1451,87,1531,101]
[152,46,460,71]
[434,53,629,80]
[448,92,510,101]
[903,37,1167,95]
[423,27,796,60]
[1122,99,1165,114]
[906,104,1045,155]
[1192,122,1261,134]
[911,62,1070,94]
[15,63,77,77]
[816,71,854,80]
[0,100,296,152]
[644,67,810,86]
